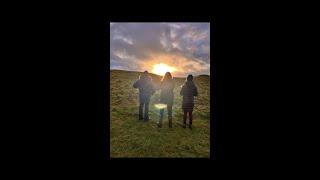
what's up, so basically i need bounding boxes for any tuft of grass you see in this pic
[110,70,210,158]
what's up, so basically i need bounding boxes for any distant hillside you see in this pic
[110,69,210,158]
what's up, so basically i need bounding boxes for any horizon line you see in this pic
[110,68,210,77]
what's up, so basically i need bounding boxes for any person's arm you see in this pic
[133,80,140,88]
[166,81,174,92]
[159,81,163,90]
[180,85,185,96]
[193,86,198,96]
[171,81,175,90]
[150,81,156,95]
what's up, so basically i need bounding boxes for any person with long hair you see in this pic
[180,74,198,129]
[133,71,155,121]
[157,72,175,128]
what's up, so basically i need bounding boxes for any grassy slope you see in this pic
[110,70,210,157]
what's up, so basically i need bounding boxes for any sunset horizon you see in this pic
[110,68,210,78]
[110,22,210,77]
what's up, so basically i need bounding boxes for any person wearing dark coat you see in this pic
[133,71,155,121]
[157,72,175,128]
[180,74,198,129]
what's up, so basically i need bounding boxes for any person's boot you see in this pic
[188,112,193,129]
[183,113,187,128]
[144,116,150,122]
[144,102,150,122]
[168,117,172,128]
[157,121,162,128]
[157,117,162,128]
[168,106,173,128]
[158,109,163,128]
[139,103,143,120]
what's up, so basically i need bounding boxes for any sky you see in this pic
[110,22,210,77]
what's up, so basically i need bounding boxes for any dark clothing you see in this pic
[133,76,155,120]
[181,81,197,127]
[158,80,174,127]
[133,77,155,103]
[180,81,198,111]
[139,102,149,120]
[183,110,193,125]
[159,80,174,105]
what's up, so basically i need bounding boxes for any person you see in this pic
[180,74,198,129]
[133,71,155,121]
[157,72,175,128]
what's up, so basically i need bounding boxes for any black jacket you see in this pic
[180,81,198,110]
[133,76,155,103]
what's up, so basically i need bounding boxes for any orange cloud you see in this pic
[137,52,210,77]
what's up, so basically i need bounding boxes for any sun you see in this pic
[152,63,177,76]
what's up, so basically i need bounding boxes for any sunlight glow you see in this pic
[152,63,177,76]
[154,103,167,109]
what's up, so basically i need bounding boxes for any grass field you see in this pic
[110,69,210,158]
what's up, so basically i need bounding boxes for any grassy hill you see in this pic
[110,69,210,158]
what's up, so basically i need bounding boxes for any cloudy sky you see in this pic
[110,22,210,77]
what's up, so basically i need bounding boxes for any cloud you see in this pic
[112,34,133,45]
[110,22,210,76]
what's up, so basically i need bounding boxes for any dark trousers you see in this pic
[139,102,149,120]
[183,110,193,125]
[159,104,172,125]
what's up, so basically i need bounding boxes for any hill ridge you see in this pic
[110,69,210,78]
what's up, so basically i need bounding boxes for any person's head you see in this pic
[140,71,149,80]
[186,74,193,81]
[161,72,173,82]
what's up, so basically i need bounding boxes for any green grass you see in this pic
[110,70,210,158]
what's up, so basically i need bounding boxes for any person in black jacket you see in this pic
[133,71,155,121]
[157,72,175,128]
[180,74,198,129]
